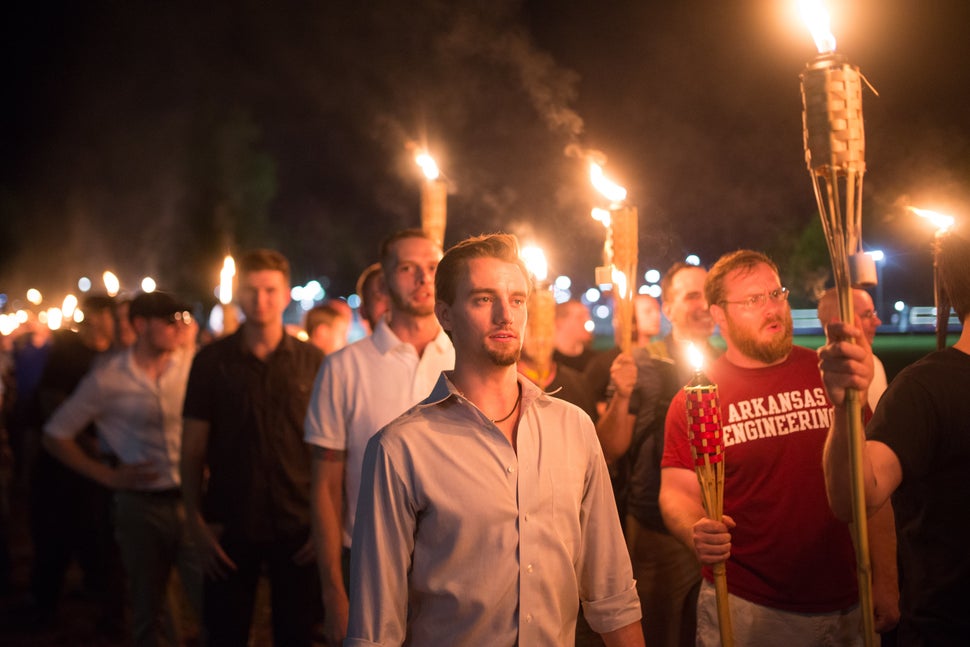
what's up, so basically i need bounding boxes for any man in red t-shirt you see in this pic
[659,250,895,646]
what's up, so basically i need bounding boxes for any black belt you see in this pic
[124,488,182,499]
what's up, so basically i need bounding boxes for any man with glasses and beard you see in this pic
[304,229,455,645]
[346,234,643,646]
[659,250,879,646]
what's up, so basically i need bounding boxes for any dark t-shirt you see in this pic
[545,364,597,422]
[624,351,680,531]
[553,347,598,373]
[183,330,323,541]
[867,347,970,644]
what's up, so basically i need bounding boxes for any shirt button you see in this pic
[523,513,529,522]
[526,564,533,573]
[525,613,533,623]
[507,465,515,473]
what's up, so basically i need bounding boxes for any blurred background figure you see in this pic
[355,263,389,335]
[42,291,201,647]
[553,299,595,372]
[3,314,52,492]
[27,294,125,637]
[817,287,886,411]
[633,293,663,352]
[304,302,351,356]
[113,297,138,350]
[517,289,596,421]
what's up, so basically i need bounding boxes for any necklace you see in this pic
[491,384,522,424]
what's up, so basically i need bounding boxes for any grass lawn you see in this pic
[795,333,958,382]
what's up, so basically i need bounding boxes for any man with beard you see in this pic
[304,229,455,645]
[346,234,643,646]
[658,250,867,646]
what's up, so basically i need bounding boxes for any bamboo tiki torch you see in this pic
[685,344,732,647]
[521,245,555,385]
[416,152,447,249]
[590,161,638,353]
[799,3,876,643]
[908,207,955,350]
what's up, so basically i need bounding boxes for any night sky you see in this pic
[3,0,969,311]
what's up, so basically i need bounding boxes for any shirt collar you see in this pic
[423,371,544,413]
[371,318,451,356]
[229,326,298,357]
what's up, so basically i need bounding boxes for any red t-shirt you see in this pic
[662,345,857,612]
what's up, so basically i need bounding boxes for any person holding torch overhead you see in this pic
[659,249,894,646]
[819,226,970,644]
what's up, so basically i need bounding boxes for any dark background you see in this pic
[3,0,968,310]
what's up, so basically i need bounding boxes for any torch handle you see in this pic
[846,388,878,646]
[712,561,733,647]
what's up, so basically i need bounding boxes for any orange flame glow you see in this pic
[799,0,836,54]
[589,162,627,203]
[415,152,440,181]
[908,207,955,235]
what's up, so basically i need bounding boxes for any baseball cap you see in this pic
[129,291,192,323]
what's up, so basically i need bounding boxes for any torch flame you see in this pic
[102,271,120,297]
[799,0,836,54]
[908,207,955,235]
[591,207,611,228]
[612,268,629,299]
[415,152,440,181]
[520,245,549,282]
[219,255,236,305]
[687,342,705,373]
[590,162,628,204]
[62,294,78,318]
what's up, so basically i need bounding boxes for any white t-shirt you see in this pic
[303,318,454,546]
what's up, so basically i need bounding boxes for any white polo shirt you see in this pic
[304,318,454,546]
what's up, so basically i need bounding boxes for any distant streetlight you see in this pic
[685,254,701,266]
[141,277,157,293]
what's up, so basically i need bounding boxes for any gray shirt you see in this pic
[347,372,641,646]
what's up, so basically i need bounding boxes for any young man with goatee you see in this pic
[346,233,644,646]
[304,229,454,644]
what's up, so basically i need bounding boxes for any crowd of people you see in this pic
[0,226,967,646]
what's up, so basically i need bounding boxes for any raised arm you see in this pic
[818,321,901,520]
[595,352,637,464]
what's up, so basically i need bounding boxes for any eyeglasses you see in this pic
[719,287,789,310]
[858,310,879,320]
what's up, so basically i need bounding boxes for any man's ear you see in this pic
[435,300,452,333]
[709,303,727,329]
